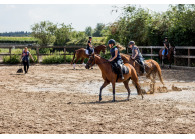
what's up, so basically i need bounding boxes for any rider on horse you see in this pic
[128,41,145,74]
[162,37,171,60]
[87,36,94,55]
[108,39,124,79]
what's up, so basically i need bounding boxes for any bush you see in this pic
[42,51,64,64]
[39,48,52,54]
[3,55,20,64]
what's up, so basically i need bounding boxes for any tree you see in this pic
[85,26,93,36]
[107,4,195,46]
[31,21,57,46]
[54,23,73,46]
[93,23,105,37]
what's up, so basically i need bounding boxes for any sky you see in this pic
[0,4,170,33]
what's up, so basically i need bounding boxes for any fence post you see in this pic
[174,56,176,66]
[188,48,191,67]
[151,46,153,59]
[9,48,11,60]
[64,47,66,63]
[36,47,39,63]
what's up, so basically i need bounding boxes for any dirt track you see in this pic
[0,64,195,134]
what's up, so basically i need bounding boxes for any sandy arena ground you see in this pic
[0,64,195,134]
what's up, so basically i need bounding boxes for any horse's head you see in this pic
[170,46,176,56]
[94,45,106,54]
[85,54,96,69]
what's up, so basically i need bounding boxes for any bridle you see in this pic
[86,55,110,68]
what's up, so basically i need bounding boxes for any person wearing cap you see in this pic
[163,37,171,59]
[128,41,145,74]
[20,47,34,74]
[86,36,94,55]
[108,39,124,79]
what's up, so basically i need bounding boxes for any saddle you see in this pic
[85,49,94,55]
[111,63,129,75]
[111,63,129,81]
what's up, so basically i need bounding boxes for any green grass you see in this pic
[0,37,38,42]
[0,36,107,46]
[66,37,107,46]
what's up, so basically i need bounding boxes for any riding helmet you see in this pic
[165,37,168,39]
[89,36,92,39]
[108,39,116,45]
[128,41,135,45]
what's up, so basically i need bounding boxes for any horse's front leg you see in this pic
[168,58,172,69]
[112,82,116,102]
[99,80,110,102]
[162,55,165,68]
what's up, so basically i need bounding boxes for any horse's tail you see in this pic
[71,51,77,65]
[156,61,165,85]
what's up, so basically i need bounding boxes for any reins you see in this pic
[87,55,110,67]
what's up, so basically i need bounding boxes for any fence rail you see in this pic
[0,44,194,67]
[0,44,87,63]
[127,46,195,67]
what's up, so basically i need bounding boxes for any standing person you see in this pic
[128,41,145,73]
[108,39,124,79]
[86,36,94,55]
[163,37,172,60]
[20,47,34,74]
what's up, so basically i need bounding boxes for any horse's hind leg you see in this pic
[148,73,156,94]
[152,73,156,93]
[73,57,81,69]
[99,80,110,102]
[81,58,85,65]
[123,80,131,101]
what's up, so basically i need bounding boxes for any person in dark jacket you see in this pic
[108,39,124,79]
[163,37,172,60]
[86,36,94,55]
[20,47,34,74]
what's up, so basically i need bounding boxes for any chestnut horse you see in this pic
[121,53,164,94]
[85,54,143,102]
[159,46,176,69]
[71,45,106,69]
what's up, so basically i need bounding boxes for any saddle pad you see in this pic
[85,49,94,55]
[122,65,129,74]
[162,49,168,56]
[85,49,89,55]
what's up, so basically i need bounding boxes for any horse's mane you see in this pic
[95,54,109,62]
